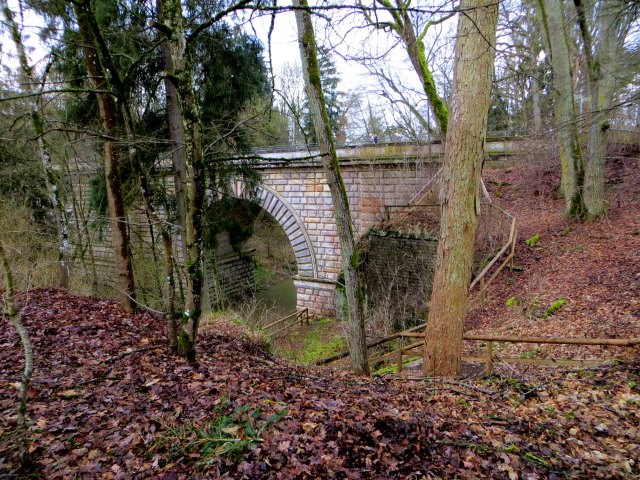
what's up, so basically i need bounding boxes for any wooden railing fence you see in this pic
[261,308,309,337]
[390,332,640,374]
[318,322,640,373]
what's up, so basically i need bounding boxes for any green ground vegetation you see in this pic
[274,318,346,365]
[372,355,422,376]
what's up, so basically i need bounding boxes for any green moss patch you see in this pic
[275,318,346,365]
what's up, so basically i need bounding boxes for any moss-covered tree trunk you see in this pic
[360,0,449,138]
[535,0,585,216]
[74,0,137,312]
[156,0,206,360]
[398,8,449,138]
[294,0,370,376]
[423,0,498,377]
[2,1,70,289]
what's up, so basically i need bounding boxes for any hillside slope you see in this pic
[467,153,640,361]
[1,154,639,478]
[1,287,638,478]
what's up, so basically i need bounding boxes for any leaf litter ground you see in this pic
[1,153,639,478]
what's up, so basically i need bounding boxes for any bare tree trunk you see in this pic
[529,21,543,133]
[536,0,585,216]
[294,0,370,376]
[423,0,498,377]
[74,0,137,312]
[531,72,542,133]
[574,0,629,218]
[156,0,206,361]
[2,1,70,288]
[80,1,174,308]
[1,214,34,466]
[162,231,178,349]
[160,43,188,259]
[583,80,611,218]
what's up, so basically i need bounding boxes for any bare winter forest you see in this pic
[1,0,639,477]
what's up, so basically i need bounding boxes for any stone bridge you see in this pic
[226,143,461,317]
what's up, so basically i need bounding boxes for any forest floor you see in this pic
[1,152,639,478]
[466,149,640,362]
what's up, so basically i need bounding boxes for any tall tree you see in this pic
[535,0,585,216]
[574,0,635,218]
[156,0,260,356]
[72,0,137,312]
[156,0,207,359]
[423,0,498,377]
[294,0,370,375]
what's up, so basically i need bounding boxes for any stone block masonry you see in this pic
[239,152,442,317]
[293,278,337,317]
[74,144,442,317]
[217,254,255,298]
[203,249,255,308]
[363,231,438,329]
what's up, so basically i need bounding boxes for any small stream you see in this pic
[255,277,297,318]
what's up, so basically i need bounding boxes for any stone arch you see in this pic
[229,179,318,279]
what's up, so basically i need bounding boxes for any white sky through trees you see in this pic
[1,0,456,125]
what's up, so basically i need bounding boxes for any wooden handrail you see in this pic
[269,308,309,337]
[262,310,300,330]
[262,308,309,334]
[387,333,639,375]
[370,340,423,365]
[397,331,640,346]
[319,321,639,370]
[463,334,640,346]
[470,211,516,291]
[315,333,400,365]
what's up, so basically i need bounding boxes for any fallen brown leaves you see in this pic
[466,153,640,362]
[1,288,639,478]
[2,154,639,478]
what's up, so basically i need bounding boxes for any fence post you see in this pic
[396,338,403,373]
[486,341,493,376]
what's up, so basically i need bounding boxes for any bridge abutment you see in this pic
[294,277,337,317]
